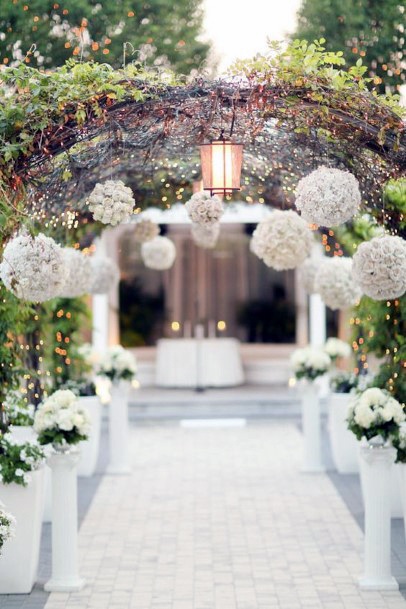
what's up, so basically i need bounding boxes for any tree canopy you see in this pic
[293,0,405,91]
[0,0,210,74]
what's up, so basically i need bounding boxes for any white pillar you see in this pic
[301,382,324,473]
[92,234,109,353]
[359,445,398,590]
[309,293,326,347]
[107,380,131,474]
[44,451,85,592]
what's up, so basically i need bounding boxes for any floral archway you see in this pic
[0,39,405,409]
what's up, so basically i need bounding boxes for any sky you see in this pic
[203,0,303,73]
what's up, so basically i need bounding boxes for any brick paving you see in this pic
[36,420,405,609]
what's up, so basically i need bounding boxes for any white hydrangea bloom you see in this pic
[250,210,314,270]
[299,257,320,294]
[191,222,220,249]
[352,235,406,300]
[98,345,137,382]
[89,257,119,294]
[295,166,361,227]
[132,218,160,243]
[315,257,361,310]
[141,236,176,270]
[58,248,92,298]
[349,387,405,430]
[290,346,331,380]
[34,389,91,439]
[324,338,351,360]
[185,192,224,225]
[87,180,135,226]
[0,232,65,302]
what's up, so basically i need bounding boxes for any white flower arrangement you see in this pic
[0,232,65,302]
[90,257,119,294]
[250,210,314,270]
[0,435,45,486]
[4,391,35,426]
[347,387,405,442]
[299,257,320,294]
[141,236,176,270]
[191,222,220,249]
[0,504,16,553]
[34,389,91,448]
[58,247,92,298]
[314,257,361,310]
[87,180,135,226]
[185,192,224,225]
[98,345,137,383]
[295,166,361,227]
[324,338,352,361]
[352,235,406,300]
[133,218,160,243]
[290,346,331,381]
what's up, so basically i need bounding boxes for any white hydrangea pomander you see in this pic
[132,218,160,243]
[299,257,320,294]
[352,235,406,300]
[141,236,176,270]
[89,257,119,294]
[191,222,220,249]
[295,166,361,227]
[314,256,361,310]
[87,180,135,226]
[185,192,224,225]
[58,248,92,298]
[250,210,314,270]
[0,232,65,302]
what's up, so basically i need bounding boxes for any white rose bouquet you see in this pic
[34,389,91,448]
[98,345,137,383]
[0,504,16,554]
[4,391,35,427]
[185,192,224,225]
[347,387,405,442]
[290,346,331,381]
[324,338,351,362]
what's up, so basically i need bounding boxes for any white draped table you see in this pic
[155,338,244,388]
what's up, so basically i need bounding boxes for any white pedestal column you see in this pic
[359,444,398,590]
[309,293,326,347]
[107,380,131,474]
[301,382,324,473]
[92,293,109,354]
[44,451,85,592]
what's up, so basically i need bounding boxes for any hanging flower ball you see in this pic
[185,192,224,225]
[352,235,406,300]
[314,257,361,310]
[295,166,361,227]
[90,257,120,294]
[250,210,313,270]
[0,232,65,302]
[87,180,135,226]
[58,248,92,298]
[299,257,321,294]
[133,218,160,243]
[141,236,176,270]
[191,222,220,249]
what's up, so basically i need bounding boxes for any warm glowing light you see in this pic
[217,320,226,331]
[171,321,181,332]
[200,136,243,196]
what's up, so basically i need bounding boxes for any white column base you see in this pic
[301,382,325,473]
[108,380,131,475]
[45,577,86,592]
[358,576,398,591]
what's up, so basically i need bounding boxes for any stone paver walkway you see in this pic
[44,421,406,609]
